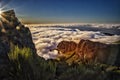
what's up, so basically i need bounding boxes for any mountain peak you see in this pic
[0,10,20,29]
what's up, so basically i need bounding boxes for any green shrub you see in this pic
[8,45,57,80]
[7,45,120,80]
[8,46,33,60]
[31,58,57,80]
[8,46,34,80]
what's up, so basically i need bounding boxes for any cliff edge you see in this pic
[0,10,36,79]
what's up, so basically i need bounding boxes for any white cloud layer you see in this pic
[28,24,120,60]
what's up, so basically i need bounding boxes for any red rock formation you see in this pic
[57,39,120,65]
[57,41,77,54]
[76,39,109,63]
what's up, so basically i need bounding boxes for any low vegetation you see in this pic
[6,45,120,80]
[114,40,120,44]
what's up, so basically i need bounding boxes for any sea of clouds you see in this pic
[27,24,120,60]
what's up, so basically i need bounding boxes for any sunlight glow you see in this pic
[0,9,4,19]
[0,11,2,19]
[0,11,2,15]
[0,9,2,18]
[0,8,2,15]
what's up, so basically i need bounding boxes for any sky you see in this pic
[0,0,120,24]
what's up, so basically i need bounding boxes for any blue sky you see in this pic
[1,0,120,23]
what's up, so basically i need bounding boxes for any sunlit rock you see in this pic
[0,9,36,67]
[16,26,20,30]
[0,10,20,29]
[57,41,77,54]
[57,39,120,65]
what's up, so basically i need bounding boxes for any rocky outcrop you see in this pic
[0,10,20,29]
[57,41,77,54]
[76,40,120,65]
[0,10,36,79]
[57,39,120,65]
[0,10,36,54]
[76,40,109,63]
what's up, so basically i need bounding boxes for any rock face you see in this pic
[0,10,36,54]
[57,41,77,54]
[0,10,36,78]
[57,39,120,65]
[1,10,20,29]
[76,39,109,63]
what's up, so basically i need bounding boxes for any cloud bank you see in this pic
[28,24,120,60]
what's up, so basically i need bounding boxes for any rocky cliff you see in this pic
[0,10,36,79]
[0,10,36,54]
[57,41,77,54]
[57,40,120,66]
